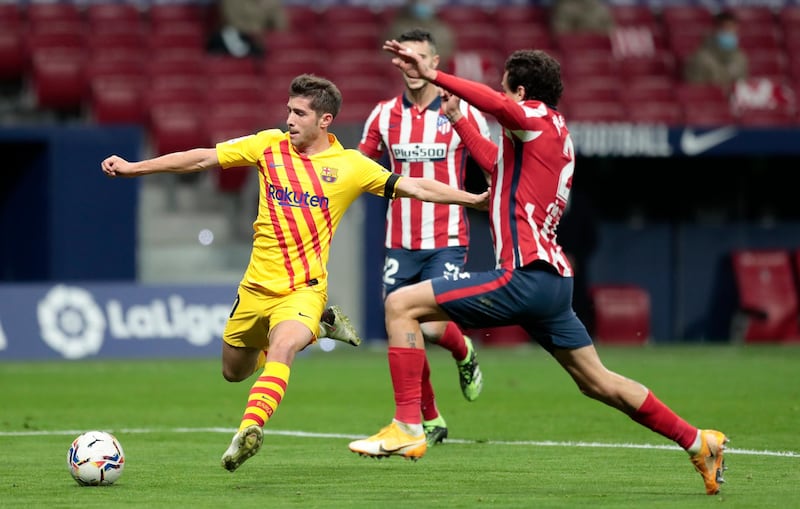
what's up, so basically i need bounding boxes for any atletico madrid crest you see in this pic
[320,167,338,183]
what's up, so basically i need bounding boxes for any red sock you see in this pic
[436,322,468,361]
[630,391,698,450]
[420,356,440,422]
[388,347,425,424]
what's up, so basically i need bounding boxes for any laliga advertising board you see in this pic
[0,283,236,360]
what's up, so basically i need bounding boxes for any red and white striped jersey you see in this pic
[433,72,574,277]
[359,94,492,250]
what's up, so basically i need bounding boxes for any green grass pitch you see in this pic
[1,344,798,508]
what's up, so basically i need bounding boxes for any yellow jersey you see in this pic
[216,129,398,295]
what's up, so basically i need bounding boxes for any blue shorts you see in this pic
[383,246,468,297]
[432,263,593,352]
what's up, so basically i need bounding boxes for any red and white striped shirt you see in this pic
[359,94,492,250]
[433,72,574,277]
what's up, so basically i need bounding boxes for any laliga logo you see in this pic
[37,285,106,360]
[37,285,230,359]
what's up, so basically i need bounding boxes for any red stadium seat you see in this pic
[204,56,260,78]
[454,23,501,52]
[436,6,493,26]
[683,103,737,126]
[89,75,147,124]
[730,250,800,342]
[618,50,676,80]
[321,5,379,26]
[626,100,684,126]
[610,5,658,27]
[560,50,617,80]
[149,104,207,155]
[565,99,626,123]
[147,3,208,30]
[493,5,547,29]
[0,4,21,27]
[0,27,25,79]
[30,47,88,111]
[499,24,555,55]
[147,23,205,53]
[555,33,613,53]
[590,285,650,344]
[26,2,82,28]
[86,3,142,31]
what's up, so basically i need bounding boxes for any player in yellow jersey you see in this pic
[101,74,489,472]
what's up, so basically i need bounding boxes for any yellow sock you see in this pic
[239,361,290,431]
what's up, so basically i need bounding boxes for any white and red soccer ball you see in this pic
[67,431,125,486]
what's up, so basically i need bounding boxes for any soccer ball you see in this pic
[67,431,125,486]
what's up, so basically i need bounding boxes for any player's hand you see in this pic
[472,189,490,211]
[383,40,437,81]
[101,155,133,178]
[440,90,463,123]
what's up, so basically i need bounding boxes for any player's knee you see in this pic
[384,291,403,318]
[222,364,250,383]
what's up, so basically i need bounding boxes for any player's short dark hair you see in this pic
[398,28,437,54]
[289,74,342,118]
[505,50,564,107]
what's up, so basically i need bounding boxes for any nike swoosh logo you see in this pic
[378,444,400,454]
[298,312,311,318]
[679,127,738,156]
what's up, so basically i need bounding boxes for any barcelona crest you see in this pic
[320,167,338,183]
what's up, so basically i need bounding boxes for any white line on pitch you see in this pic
[1,427,797,458]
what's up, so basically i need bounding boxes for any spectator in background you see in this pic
[683,11,748,90]
[550,0,615,34]
[206,0,287,58]
[385,0,455,66]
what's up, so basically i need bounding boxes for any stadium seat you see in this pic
[321,5,379,26]
[618,50,676,80]
[86,3,142,31]
[499,24,555,55]
[610,5,659,27]
[560,50,618,80]
[30,47,88,111]
[147,3,208,30]
[730,249,800,342]
[683,103,737,126]
[147,23,205,54]
[89,75,147,124]
[626,100,684,126]
[590,285,650,344]
[555,33,613,53]
[436,6,493,26]
[0,27,25,80]
[204,56,260,78]
[454,23,501,52]
[493,5,547,29]
[0,3,20,25]
[564,99,626,123]
[26,2,82,28]
[149,104,207,156]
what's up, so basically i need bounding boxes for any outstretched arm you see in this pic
[395,177,489,210]
[101,148,219,178]
[384,39,527,129]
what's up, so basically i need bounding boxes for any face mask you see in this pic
[411,3,434,20]
[716,32,738,51]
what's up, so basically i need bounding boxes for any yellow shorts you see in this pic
[222,284,327,350]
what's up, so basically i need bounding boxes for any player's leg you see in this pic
[420,356,448,446]
[349,280,448,460]
[538,271,727,495]
[421,248,483,401]
[221,287,324,472]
